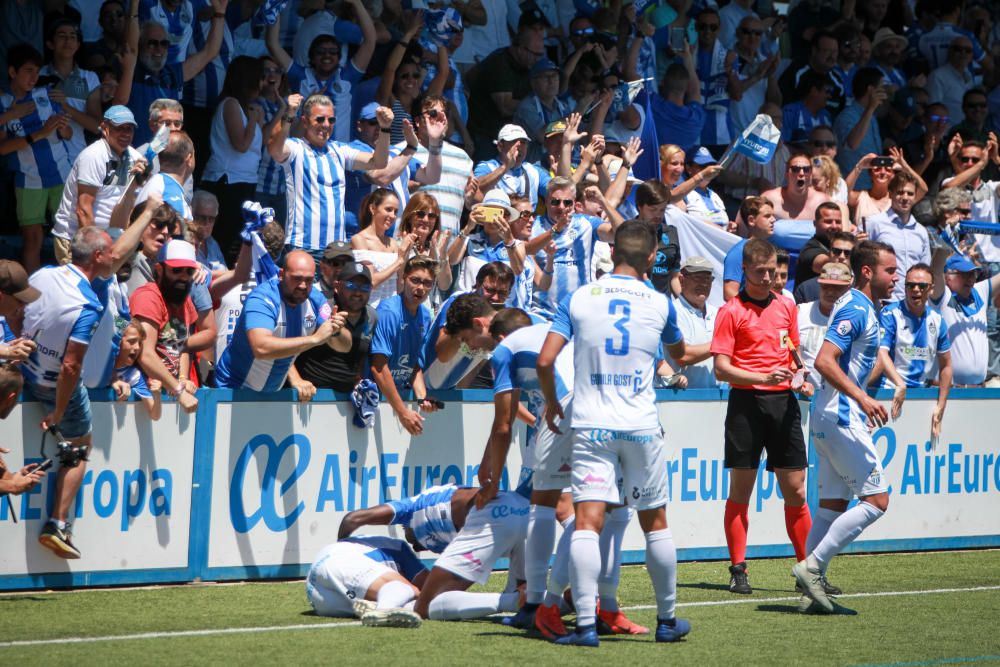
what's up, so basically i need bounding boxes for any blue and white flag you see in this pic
[633,90,661,182]
[253,0,290,25]
[721,113,780,166]
[250,232,278,284]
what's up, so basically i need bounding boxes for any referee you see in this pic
[710,239,816,596]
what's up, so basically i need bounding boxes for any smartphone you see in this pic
[871,156,894,169]
[669,27,686,51]
[774,2,789,17]
[478,206,506,224]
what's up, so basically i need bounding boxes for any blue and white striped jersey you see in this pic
[21,265,103,389]
[551,274,682,430]
[182,0,233,108]
[387,484,458,554]
[139,0,194,64]
[0,88,73,188]
[286,62,364,144]
[281,137,364,250]
[509,258,536,312]
[697,41,731,146]
[491,322,574,421]
[318,536,426,582]
[530,213,605,318]
[814,289,881,427]
[215,277,328,392]
[83,276,131,389]
[879,301,950,388]
[418,292,481,391]
[473,161,550,210]
[255,98,284,197]
[137,172,191,220]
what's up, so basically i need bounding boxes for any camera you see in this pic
[871,156,894,168]
[40,426,88,470]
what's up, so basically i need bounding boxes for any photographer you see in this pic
[0,365,45,496]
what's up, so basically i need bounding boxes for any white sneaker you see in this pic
[361,608,422,628]
[791,560,834,613]
[985,376,1000,388]
[351,599,377,618]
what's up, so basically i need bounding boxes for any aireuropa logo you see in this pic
[230,433,310,533]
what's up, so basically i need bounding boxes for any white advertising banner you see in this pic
[0,402,196,578]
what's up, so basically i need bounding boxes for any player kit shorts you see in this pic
[305,542,395,617]
[531,396,574,491]
[810,414,889,500]
[724,388,807,470]
[571,427,668,510]
[435,491,529,585]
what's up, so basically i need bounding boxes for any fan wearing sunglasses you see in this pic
[939,136,1000,225]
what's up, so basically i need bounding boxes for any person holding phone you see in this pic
[0,365,45,497]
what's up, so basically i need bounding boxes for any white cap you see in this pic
[496,124,530,143]
[157,239,198,269]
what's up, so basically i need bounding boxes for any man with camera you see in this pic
[22,227,117,559]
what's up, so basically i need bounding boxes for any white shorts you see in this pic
[435,492,529,585]
[305,542,391,617]
[571,427,668,511]
[532,397,574,491]
[811,415,888,500]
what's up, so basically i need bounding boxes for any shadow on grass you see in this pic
[0,596,53,604]
[678,582,794,594]
[757,603,858,616]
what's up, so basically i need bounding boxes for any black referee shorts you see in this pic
[724,388,807,471]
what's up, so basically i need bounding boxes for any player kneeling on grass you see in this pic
[339,483,530,622]
[306,535,426,628]
[537,221,690,647]
[795,241,906,614]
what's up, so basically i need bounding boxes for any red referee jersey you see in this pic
[711,291,799,391]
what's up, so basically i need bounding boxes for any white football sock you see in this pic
[805,507,842,573]
[811,502,884,570]
[645,528,677,621]
[569,530,601,627]
[598,506,631,613]
[427,591,520,621]
[544,516,574,607]
[525,505,557,604]
[376,580,416,609]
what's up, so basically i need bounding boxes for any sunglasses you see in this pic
[313,47,341,57]
[343,280,372,293]
[424,108,443,119]
[830,247,852,257]
[905,281,930,290]
[739,28,764,36]
[312,116,334,125]
[812,140,836,148]
[929,114,950,123]
[151,220,177,232]
[262,67,282,76]
[572,27,595,36]
[146,39,170,49]
[518,211,535,219]
[788,165,812,173]
[696,23,719,31]
[407,277,435,288]
[549,198,574,207]
[959,155,979,163]
[957,208,972,215]
[413,210,439,221]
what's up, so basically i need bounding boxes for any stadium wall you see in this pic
[1,388,999,591]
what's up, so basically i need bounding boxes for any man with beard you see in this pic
[215,250,350,393]
[125,0,228,145]
[129,239,202,412]
[294,262,377,393]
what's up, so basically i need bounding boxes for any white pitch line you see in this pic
[2,585,998,649]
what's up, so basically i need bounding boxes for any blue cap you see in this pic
[359,102,380,121]
[103,105,137,126]
[530,58,559,78]
[688,146,717,166]
[944,254,978,274]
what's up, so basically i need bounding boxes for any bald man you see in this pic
[215,250,351,398]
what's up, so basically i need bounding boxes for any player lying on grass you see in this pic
[339,483,529,621]
[305,535,426,628]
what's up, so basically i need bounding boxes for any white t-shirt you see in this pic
[796,300,830,381]
[53,140,143,240]
[932,281,991,386]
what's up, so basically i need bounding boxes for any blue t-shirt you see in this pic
[723,238,748,285]
[129,61,185,145]
[648,93,705,152]
[370,294,432,389]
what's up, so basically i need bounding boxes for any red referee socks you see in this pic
[784,503,812,562]
[723,500,749,565]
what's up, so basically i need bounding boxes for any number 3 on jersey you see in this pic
[605,299,630,356]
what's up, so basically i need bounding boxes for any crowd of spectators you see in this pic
[1,0,1000,555]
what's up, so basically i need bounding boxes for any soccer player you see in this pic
[536,221,690,647]
[711,239,815,595]
[795,240,905,613]
[306,535,425,628]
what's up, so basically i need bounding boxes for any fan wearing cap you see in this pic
[665,256,721,388]
[21,226,117,559]
[295,261,378,393]
[796,261,853,381]
[681,147,729,228]
[450,189,525,294]
[0,43,74,274]
[215,250,351,398]
[343,100,446,236]
[52,104,145,266]
[929,253,1000,387]
[513,58,572,160]
[0,260,40,362]
[474,124,551,211]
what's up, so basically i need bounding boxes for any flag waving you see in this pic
[720,114,781,167]
[633,90,661,182]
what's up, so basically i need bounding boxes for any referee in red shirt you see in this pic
[710,239,815,596]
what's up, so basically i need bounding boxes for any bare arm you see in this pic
[338,504,395,539]
[264,17,292,71]
[346,0,377,73]
[245,320,337,360]
[185,307,218,354]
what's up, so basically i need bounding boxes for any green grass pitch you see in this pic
[1,550,998,666]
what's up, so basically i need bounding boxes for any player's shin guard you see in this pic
[644,528,678,620]
[544,516,574,608]
[597,507,630,612]
[723,500,749,565]
[376,580,416,609]
[811,502,884,570]
[427,591,521,621]
[805,507,842,571]
[784,504,812,562]
[526,505,558,605]
[568,530,601,627]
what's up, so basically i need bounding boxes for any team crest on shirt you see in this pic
[836,320,851,336]
[304,314,316,330]
[928,321,937,336]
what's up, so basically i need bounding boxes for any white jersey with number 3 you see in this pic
[551,274,683,431]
